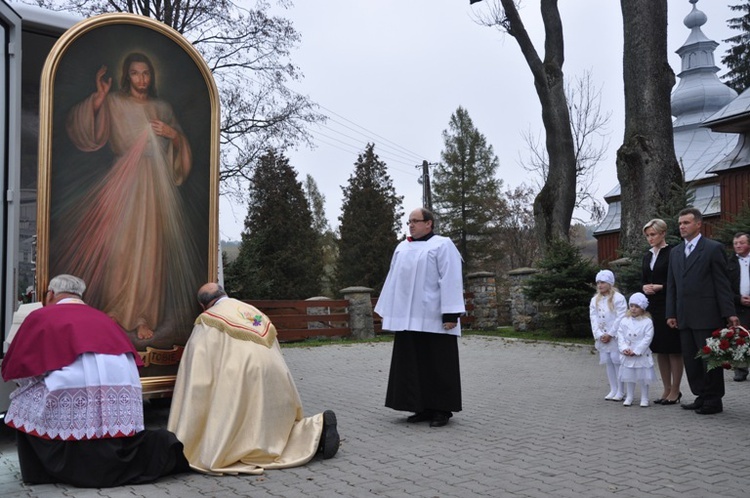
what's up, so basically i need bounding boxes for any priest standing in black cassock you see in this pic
[375,207,465,428]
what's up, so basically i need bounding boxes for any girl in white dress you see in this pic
[617,292,657,407]
[589,270,628,401]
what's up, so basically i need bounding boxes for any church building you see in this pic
[595,0,750,261]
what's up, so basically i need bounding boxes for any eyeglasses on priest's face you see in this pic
[406,219,426,226]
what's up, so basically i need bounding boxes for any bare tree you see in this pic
[521,70,610,224]
[497,184,538,269]
[34,0,324,194]
[475,0,577,253]
[617,0,681,254]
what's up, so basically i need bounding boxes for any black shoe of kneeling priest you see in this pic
[318,410,340,459]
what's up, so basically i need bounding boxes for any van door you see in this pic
[0,0,22,414]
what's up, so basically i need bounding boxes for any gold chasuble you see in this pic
[167,298,324,474]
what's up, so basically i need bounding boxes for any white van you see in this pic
[0,1,79,416]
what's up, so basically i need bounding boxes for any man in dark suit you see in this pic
[727,232,750,381]
[666,208,738,415]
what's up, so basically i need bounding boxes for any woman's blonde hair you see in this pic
[642,218,667,234]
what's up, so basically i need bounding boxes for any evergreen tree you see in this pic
[433,106,507,272]
[722,2,750,94]
[303,174,338,297]
[337,144,403,293]
[524,240,599,338]
[304,174,330,236]
[227,150,322,299]
[715,204,750,247]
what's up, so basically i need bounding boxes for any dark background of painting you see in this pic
[45,21,214,374]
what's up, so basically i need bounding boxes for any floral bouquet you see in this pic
[696,326,750,371]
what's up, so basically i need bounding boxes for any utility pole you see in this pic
[416,160,434,211]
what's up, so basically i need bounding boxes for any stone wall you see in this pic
[465,272,498,330]
[507,267,541,331]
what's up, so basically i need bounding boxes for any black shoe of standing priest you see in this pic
[318,410,340,459]
[429,411,451,428]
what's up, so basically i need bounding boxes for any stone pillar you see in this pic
[340,286,375,339]
[306,296,334,329]
[465,271,498,330]
[507,267,540,331]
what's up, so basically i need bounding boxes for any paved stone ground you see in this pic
[1,335,749,497]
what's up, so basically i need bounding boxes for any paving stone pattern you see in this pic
[1,336,748,497]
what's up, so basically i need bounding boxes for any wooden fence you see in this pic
[247,292,475,343]
[246,299,351,342]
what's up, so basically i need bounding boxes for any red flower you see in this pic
[702,345,712,354]
[723,362,732,369]
[712,329,722,338]
[726,331,735,339]
[737,338,746,346]
[739,330,750,338]
[719,339,731,350]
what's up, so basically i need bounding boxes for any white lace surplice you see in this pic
[5,353,144,440]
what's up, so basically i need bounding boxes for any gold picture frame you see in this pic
[36,13,220,393]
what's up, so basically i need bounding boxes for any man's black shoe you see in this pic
[696,405,723,415]
[682,401,702,410]
[320,410,340,459]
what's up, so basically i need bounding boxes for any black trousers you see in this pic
[680,327,725,407]
[385,331,462,414]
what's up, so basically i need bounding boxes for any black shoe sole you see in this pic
[695,407,723,415]
[321,410,340,459]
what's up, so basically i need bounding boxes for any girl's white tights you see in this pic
[623,382,650,407]
[605,361,622,399]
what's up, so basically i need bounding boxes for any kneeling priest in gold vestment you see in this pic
[168,283,339,474]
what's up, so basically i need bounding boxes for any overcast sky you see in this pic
[220,0,736,241]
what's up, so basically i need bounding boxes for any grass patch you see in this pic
[463,327,591,345]
[281,328,592,348]
[281,334,395,348]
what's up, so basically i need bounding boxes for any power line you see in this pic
[308,129,422,177]
[314,120,425,165]
[249,75,430,177]
[309,125,419,167]
[316,103,427,162]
